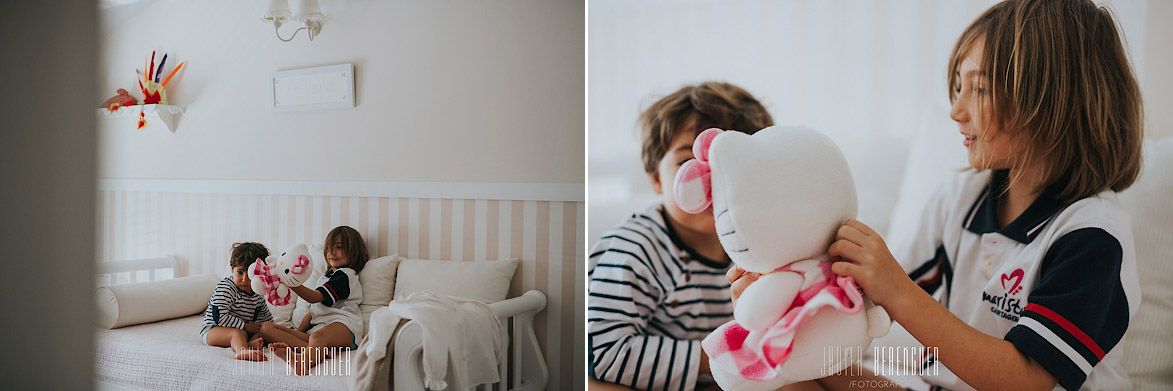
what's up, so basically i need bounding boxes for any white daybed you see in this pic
[94,256,549,391]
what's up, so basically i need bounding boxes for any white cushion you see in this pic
[292,243,329,327]
[1118,137,1173,390]
[266,299,298,328]
[307,242,329,283]
[360,304,383,338]
[291,303,310,330]
[394,258,519,303]
[359,254,401,307]
[95,273,219,329]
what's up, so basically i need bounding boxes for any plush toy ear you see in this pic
[673,128,721,214]
[693,128,723,162]
[249,258,268,297]
[248,257,265,276]
[674,159,712,214]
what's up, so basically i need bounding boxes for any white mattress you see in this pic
[95,315,358,390]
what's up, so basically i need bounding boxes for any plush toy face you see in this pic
[674,126,858,273]
[272,243,313,287]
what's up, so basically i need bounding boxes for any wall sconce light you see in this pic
[262,0,325,42]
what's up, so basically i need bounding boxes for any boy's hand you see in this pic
[828,219,913,307]
[244,322,262,335]
[726,265,759,303]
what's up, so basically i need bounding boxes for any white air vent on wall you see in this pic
[270,63,355,112]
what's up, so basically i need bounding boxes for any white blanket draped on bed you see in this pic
[362,291,507,390]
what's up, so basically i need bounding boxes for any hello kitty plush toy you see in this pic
[674,126,892,391]
[249,243,313,306]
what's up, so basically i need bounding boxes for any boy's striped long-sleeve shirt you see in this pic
[201,277,273,332]
[588,205,734,391]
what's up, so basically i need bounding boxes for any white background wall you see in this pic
[98,0,583,184]
[588,0,1171,243]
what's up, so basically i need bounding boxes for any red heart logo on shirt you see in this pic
[1001,268,1024,295]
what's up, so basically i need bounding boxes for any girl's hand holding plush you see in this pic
[827,219,915,307]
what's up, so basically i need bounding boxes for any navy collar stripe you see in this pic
[963,170,1071,244]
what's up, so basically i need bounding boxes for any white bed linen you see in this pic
[95,315,356,390]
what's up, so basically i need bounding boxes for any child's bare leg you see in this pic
[285,322,352,375]
[259,322,311,365]
[206,327,267,361]
[258,321,310,348]
[205,326,249,352]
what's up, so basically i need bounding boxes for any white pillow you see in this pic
[1118,137,1173,390]
[359,304,383,339]
[359,254,401,307]
[394,258,519,303]
[95,273,219,329]
[292,243,329,327]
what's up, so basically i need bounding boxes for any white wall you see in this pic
[98,0,583,184]
[1143,0,1173,140]
[587,0,1169,243]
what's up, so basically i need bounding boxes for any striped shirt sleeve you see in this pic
[588,248,699,391]
[209,280,247,329]
[1004,228,1131,391]
[256,300,274,323]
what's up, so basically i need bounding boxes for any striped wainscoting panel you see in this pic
[96,189,584,391]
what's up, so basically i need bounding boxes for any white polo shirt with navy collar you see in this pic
[891,169,1140,391]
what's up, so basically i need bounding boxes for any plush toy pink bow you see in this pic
[674,128,723,213]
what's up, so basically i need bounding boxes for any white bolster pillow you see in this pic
[95,273,220,329]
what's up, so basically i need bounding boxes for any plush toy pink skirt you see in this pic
[702,260,864,381]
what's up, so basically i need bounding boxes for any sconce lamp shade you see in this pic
[263,0,324,41]
[291,0,324,21]
[263,0,291,23]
